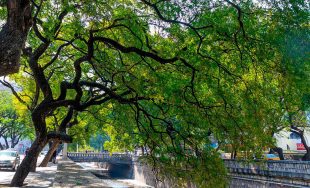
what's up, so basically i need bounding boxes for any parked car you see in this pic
[263,154,280,161]
[0,150,20,171]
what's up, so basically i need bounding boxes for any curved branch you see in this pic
[0,80,30,110]
[93,36,179,64]
[47,132,72,143]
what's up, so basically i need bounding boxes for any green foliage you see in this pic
[89,133,109,151]
[0,91,34,142]
[2,0,309,186]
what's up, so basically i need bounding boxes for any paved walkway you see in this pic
[53,159,109,188]
[25,164,57,187]
[0,163,57,187]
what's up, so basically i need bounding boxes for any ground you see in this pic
[0,154,57,187]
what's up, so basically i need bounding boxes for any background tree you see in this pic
[68,111,109,152]
[0,91,34,149]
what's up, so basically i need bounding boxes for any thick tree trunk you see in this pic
[0,0,32,76]
[10,135,47,187]
[39,140,60,167]
[29,155,38,172]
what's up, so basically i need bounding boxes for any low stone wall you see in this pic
[133,159,310,188]
[225,160,310,188]
[65,154,310,188]
[229,175,307,188]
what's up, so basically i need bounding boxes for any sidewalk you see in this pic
[53,159,109,188]
[25,163,57,187]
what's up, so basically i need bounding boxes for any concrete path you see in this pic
[53,159,109,188]
[25,164,57,187]
[0,155,57,187]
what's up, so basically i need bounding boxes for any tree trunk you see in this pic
[0,0,32,76]
[39,140,60,167]
[11,135,20,148]
[291,127,310,161]
[3,136,9,149]
[300,135,310,161]
[29,155,38,172]
[10,135,47,187]
[302,150,310,161]
[269,147,284,160]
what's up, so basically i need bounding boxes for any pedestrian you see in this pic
[52,151,57,164]
[25,147,30,156]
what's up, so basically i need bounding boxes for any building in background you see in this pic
[275,129,310,152]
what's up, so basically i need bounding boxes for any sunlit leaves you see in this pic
[1,0,308,186]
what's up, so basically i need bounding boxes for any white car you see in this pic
[0,150,20,171]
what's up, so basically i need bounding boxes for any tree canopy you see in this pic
[0,0,308,187]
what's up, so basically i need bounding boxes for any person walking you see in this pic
[25,147,30,156]
[52,151,57,164]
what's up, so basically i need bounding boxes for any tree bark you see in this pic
[10,135,47,187]
[29,154,38,172]
[300,134,310,161]
[39,140,60,167]
[0,0,32,76]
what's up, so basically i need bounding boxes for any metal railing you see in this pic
[67,152,132,163]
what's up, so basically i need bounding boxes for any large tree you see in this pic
[0,0,308,187]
